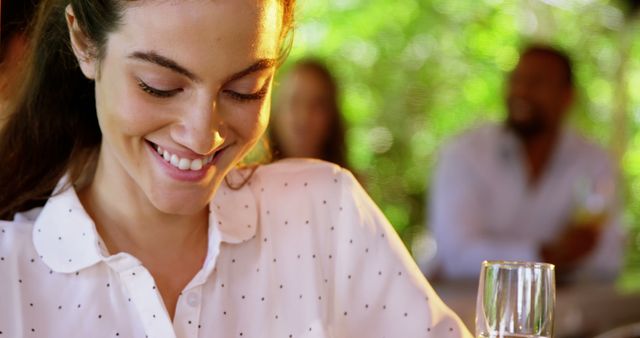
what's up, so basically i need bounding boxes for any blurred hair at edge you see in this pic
[269,59,349,169]
[0,0,296,220]
[0,1,39,99]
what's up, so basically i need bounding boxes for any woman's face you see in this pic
[74,0,282,215]
[274,67,334,159]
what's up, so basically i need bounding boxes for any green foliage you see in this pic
[280,0,640,287]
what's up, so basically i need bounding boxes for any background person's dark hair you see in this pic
[0,0,296,220]
[520,44,574,87]
[269,58,349,169]
[0,0,39,62]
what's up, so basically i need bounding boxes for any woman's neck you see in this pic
[79,153,209,320]
[78,155,209,258]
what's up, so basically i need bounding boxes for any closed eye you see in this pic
[223,78,271,103]
[137,79,183,98]
[223,87,268,102]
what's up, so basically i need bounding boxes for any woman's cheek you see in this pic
[115,87,171,136]
[258,99,271,133]
[225,100,270,141]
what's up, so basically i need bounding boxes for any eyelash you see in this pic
[137,80,181,98]
[137,79,269,102]
[223,84,269,102]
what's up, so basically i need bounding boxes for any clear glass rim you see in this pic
[482,260,555,270]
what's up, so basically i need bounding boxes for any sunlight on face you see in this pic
[92,0,283,215]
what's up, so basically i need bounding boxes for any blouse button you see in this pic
[186,292,200,307]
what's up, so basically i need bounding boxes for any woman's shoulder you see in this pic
[1,207,40,236]
[0,210,39,262]
[254,158,357,186]
[258,158,345,175]
[244,158,363,210]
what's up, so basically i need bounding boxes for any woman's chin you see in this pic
[141,169,225,216]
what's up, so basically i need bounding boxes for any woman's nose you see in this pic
[171,99,226,155]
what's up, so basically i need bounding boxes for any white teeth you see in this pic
[154,143,214,171]
[190,159,203,170]
[170,154,179,167]
[178,158,190,170]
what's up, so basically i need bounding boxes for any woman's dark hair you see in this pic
[269,59,349,169]
[0,0,296,220]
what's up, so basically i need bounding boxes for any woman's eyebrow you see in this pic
[129,51,201,82]
[128,51,276,83]
[224,58,277,83]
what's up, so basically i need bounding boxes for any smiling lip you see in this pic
[146,140,227,182]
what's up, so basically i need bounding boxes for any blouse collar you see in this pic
[32,169,259,274]
[32,178,105,273]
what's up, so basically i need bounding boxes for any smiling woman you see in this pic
[0,0,471,337]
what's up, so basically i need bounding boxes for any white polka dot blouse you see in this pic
[0,159,472,338]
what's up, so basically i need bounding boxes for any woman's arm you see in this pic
[331,170,473,338]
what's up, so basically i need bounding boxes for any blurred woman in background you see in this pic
[270,59,350,169]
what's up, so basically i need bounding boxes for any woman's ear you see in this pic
[65,5,98,80]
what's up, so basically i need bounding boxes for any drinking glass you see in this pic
[476,261,556,338]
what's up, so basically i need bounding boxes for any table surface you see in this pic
[433,281,640,338]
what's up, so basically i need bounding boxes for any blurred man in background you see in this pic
[429,45,625,282]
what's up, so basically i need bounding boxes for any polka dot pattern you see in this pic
[0,160,471,338]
